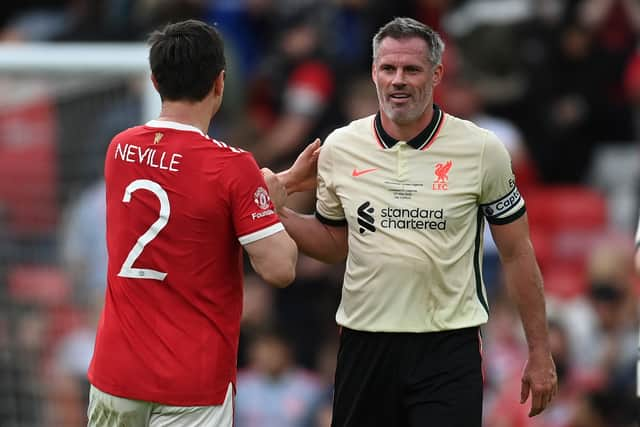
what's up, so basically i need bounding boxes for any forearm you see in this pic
[278,207,347,264]
[502,241,551,354]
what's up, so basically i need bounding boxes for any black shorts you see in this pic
[331,326,483,427]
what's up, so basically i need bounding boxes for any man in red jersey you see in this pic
[87,19,301,426]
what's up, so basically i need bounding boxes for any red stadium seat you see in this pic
[529,227,553,271]
[8,265,71,306]
[0,99,59,235]
[525,186,607,233]
[525,186,608,279]
[513,156,539,195]
[542,263,588,300]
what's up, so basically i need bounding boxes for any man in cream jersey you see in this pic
[276,17,557,427]
[315,102,527,332]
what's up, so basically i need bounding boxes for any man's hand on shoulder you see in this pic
[278,138,321,194]
[520,348,558,417]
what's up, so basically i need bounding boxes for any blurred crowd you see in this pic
[0,0,639,426]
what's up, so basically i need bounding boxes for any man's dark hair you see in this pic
[148,19,226,102]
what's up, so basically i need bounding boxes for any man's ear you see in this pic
[151,73,160,91]
[432,63,444,87]
[214,70,225,96]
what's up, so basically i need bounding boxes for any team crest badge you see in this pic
[253,187,271,210]
[433,160,452,190]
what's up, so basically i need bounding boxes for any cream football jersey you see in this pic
[316,105,525,332]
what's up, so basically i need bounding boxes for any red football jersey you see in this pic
[88,120,283,406]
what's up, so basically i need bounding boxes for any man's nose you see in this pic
[391,70,406,86]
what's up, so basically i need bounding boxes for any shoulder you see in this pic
[212,140,256,166]
[213,142,263,183]
[206,136,249,155]
[442,113,494,138]
[175,134,254,165]
[442,113,503,149]
[324,115,375,147]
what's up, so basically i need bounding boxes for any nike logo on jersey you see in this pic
[352,167,378,177]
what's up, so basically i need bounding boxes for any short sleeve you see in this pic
[315,137,346,226]
[479,132,526,225]
[226,153,284,245]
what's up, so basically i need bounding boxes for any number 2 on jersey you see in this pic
[117,179,169,281]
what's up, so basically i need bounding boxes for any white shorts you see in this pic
[87,383,234,427]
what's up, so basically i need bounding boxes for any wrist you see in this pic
[528,344,552,357]
[277,170,294,195]
[276,205,289,219]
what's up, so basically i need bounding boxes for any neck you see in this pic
[380,104,434,141]
[157,100,214,134]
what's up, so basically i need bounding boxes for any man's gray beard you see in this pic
[382,104,423,125]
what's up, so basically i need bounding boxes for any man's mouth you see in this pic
[390,93,411,100]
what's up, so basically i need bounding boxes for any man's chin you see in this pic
[385,110,419,125]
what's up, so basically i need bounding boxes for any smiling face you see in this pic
[372,36,443,126]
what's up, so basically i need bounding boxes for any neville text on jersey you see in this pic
[115,143,183,172]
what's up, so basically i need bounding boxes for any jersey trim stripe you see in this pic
[315,211,348,226]
[145,120,245,153]
[238,223,284,245]
[371,118,385,149]
[373,105,443,150]
[145,120,206,136]
[474,209,489,316]
[486,206,526,225]
[418,111,445,151]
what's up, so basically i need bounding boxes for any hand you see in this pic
[520,350,558,417]
[277,139,321,194]
[261,168,287,210]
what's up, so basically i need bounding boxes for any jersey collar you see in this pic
[145,120,206,136]
[374,104,443,150]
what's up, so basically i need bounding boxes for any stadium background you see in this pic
[0,0,639,426]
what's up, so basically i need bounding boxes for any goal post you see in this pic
[0,43,161,233]
[0,42,160,121]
